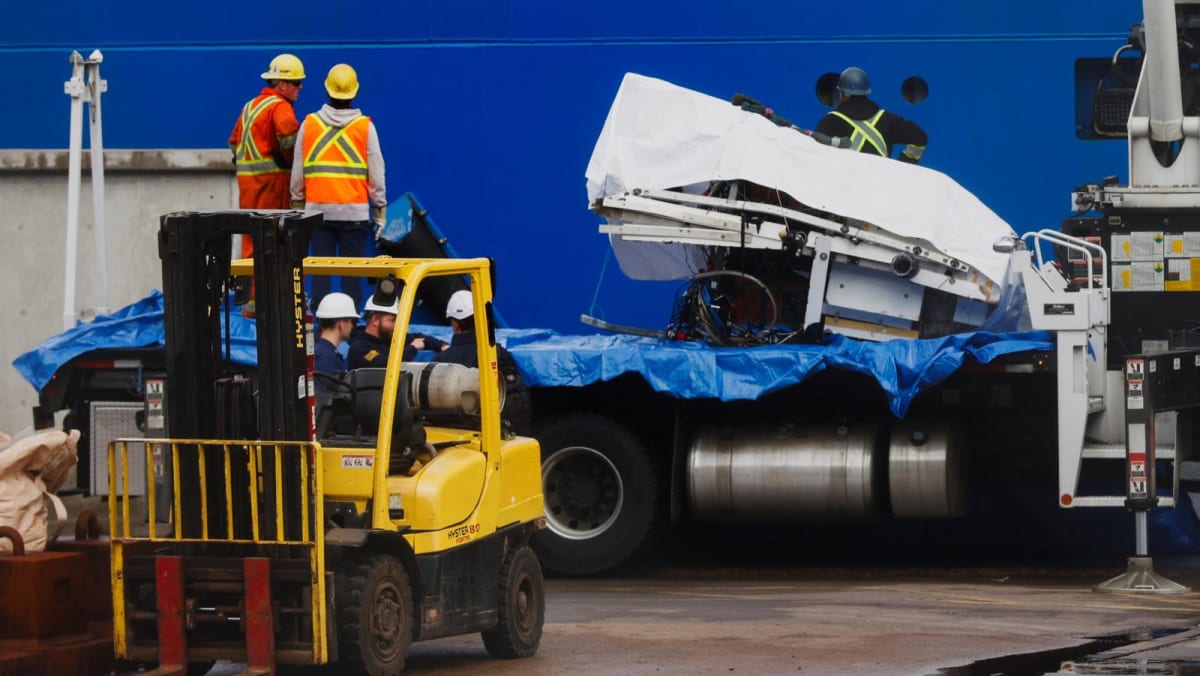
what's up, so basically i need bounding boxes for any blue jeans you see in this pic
[311,219,371,308]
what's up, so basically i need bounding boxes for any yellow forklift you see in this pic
[106,210,545,674]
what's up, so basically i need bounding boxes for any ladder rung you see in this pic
[1069,496,1175,508]
[1081,443,1175,460]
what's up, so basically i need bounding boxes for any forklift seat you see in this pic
[344,368,423,460]
[346,368,387,435]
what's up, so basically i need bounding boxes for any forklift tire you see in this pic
[532,413,657,576]
[335,554,414,676]
[481,545,545,658]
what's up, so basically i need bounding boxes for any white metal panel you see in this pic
[89,401,145,496]
[825,262,923,323]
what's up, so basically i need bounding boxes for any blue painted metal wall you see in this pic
[0,1,1142,330]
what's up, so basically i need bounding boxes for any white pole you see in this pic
[1143,0,1184,142]
[86,50,109,316]
[63,51,85,331]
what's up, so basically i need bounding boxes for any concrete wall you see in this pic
[0,149,234,434]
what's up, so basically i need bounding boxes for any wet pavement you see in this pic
[182,565,1200,675]
[394,566,1200,675]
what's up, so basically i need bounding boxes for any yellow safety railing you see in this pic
[108,438,324,544]
[107,438,328,663]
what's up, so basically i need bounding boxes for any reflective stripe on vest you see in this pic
[301,115,370,204]
[830,109,887,156]
[235,95,286,176]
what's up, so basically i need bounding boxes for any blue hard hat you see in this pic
[837,67,871,96]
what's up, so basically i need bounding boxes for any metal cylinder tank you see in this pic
[399,362,504,414]
[888,421,965,518]
[687,423,880,522]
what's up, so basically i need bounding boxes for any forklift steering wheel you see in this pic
[313,371,357,404]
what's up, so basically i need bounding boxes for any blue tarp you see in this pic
[497,328,1053,417]
[12,290,259,393]
[15,292,1200,553]
[13,291,1053,418]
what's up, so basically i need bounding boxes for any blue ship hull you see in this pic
[1,1,1141,331]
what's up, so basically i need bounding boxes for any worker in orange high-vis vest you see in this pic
[228,53,306,259]
[291,63,386,308]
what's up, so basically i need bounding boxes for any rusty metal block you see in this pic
[37,633,114,676]
[0,644,44,676]
[48,536,113,625]
[0,551,87,640]
[0,629,114,676]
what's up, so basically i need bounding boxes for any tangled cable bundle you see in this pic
[666,270,799,347]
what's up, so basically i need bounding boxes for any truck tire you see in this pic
[481,545,544,658]
[532,413,657,576]
[334,554,414,675]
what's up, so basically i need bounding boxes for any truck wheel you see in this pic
[532,413,657,575]
[481,545,544,658]
[335,554,414,676]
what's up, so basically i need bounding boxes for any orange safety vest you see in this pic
[300,114,371,204]
[231,90,296,177]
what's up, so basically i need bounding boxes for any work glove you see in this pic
[371,205,388,240]
[290,200,304,210]
[806,131,852,149]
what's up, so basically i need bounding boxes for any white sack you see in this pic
[0,428,80,553]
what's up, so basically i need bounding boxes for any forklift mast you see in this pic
[157,209,320,538]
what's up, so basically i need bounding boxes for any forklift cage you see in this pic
[107,438,329,667]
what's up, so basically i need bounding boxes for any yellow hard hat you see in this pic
[261,53,305,81]
[325,64,360,100]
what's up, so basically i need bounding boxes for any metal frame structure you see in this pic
[595,185,1000,341]
[1095,348,1199,594]
[108,439,328,667]
[63,49,109,329]
[597,188,996,302]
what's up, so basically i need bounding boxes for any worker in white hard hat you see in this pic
[290,63,387,307]
[313,292,359,385]
[347,294,398,371]
[434,290,532,434]
[346,285,447,371]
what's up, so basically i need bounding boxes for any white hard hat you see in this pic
[314,292,359,320]
[363,295,399,315]
[446,290,474,320]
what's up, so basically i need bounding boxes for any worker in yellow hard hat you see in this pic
[290,63,387,308]
[228,53,306,217]
[227,53,306,314]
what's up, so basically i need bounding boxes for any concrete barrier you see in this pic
[0,149,235,435]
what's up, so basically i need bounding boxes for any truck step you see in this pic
[1081,443,1175,460]
[1070,496,1176,508]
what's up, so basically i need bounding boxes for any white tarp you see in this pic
[585,72,1016,288]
